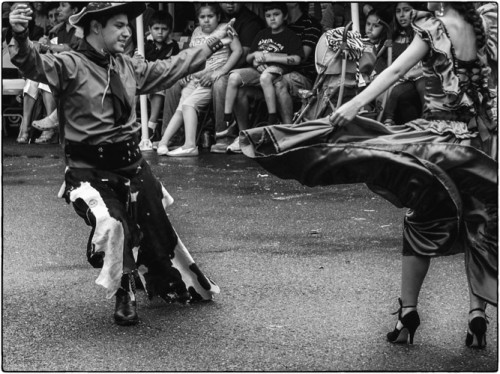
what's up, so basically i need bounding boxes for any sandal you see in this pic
[16,133,29,144]
[35,130,58,144]
[32,116,58,131]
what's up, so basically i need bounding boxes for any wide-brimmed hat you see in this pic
[70,2,146,27]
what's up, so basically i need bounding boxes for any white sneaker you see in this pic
[167,146,199,157]
[157,145,169,156]
[226,137,241,154]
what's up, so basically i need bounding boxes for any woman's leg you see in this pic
[400,254,430,311]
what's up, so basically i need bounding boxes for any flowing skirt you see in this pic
[241,116,498,306]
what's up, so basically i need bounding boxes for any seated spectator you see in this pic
[156,3,242,157]
[160,2,265,154]
[222,2,303,153]
[27,2,85,144]
[4,2,44,144]
[358,6,393,115]
[274,2,322,124]
[227,2,322,134]
[143,10,179,140]
[32,2,50,34]
[209,2,265,153]
[383,2,426,125]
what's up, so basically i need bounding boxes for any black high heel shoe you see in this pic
[465,308,488,348]
[387,298,420,344]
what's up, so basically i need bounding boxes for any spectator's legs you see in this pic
[42,91,56,114]
[181,105,198,149]
[212,75,229,134]
[157,110,183,150]
[274,78,294,124]
[34,88,59,144]
[162,82,182,136]
[227,87,264,154]
[148,94,164,139]
[233,87,251,131]
[260,72,279,124]
[210,75,235,153]
[275,72,311,124]
[149,94,163,125]
[18,94,37,143]
[224,72,243,117]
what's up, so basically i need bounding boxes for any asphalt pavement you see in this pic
[2,135,498,372]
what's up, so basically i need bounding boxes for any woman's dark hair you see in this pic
[449,2,487,50]
[448,3,490,105]
[392,2,416,41]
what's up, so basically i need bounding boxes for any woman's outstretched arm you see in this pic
[330,35,429,127]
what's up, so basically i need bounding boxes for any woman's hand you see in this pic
[329,99,362,128]
[10,4,33,33]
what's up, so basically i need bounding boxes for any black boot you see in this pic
[114,274,139,326]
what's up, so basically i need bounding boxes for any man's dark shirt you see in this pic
[288,13,323,81]
[222,5,265,49]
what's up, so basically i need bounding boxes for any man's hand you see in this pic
[254,51,266,64]
[220,18,237,46]
[133,49,144,60]
[9,4,33,34]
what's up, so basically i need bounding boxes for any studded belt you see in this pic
[64,136,142,170]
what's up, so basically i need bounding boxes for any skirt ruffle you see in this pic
[241,116,497,305]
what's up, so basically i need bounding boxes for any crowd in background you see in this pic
[0,2,484,155]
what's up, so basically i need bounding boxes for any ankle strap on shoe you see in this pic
[469,307,485,314]
[391,297,417,315]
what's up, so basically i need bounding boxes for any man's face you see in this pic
[101,14,131,55]
[219,2,242,16]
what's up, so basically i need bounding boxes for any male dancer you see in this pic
[9,2,235,325]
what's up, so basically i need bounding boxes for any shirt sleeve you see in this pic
[302,18,323,50]
[8,31,75,94]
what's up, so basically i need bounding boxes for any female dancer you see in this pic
[241,3,497,347]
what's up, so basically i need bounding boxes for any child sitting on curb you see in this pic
[222,2,303,154]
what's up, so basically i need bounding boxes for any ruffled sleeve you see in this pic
[478,2,498,63]
[411,11,460,95]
